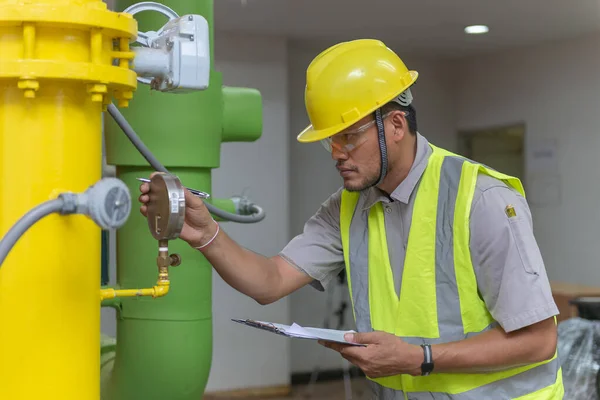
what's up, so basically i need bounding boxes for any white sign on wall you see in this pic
[527,138,559,174]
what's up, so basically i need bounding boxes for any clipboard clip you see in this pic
[231,318,283,334]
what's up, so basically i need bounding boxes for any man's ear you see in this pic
[389,111,407,143]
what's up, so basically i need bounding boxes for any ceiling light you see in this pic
[464,25,489,35]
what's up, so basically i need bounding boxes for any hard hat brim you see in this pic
[296,70,418,143]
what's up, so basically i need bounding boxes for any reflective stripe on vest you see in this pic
[339,144,563,398]
[371,361,563,400]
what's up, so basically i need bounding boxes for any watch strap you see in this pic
[420,344,434,376]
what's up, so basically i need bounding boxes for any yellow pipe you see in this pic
[100,281,171,301]
[99,240,179,300]
[0,70,103,400]
[0,0,136,398]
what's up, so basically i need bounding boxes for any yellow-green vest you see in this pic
[339,144,564,399]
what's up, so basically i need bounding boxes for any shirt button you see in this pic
[385,206,392,214]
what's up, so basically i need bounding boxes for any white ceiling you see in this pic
[215,0,600,57]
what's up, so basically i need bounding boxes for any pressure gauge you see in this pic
[146,173,186,240]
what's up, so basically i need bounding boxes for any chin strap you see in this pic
[373,88,414,186]
[374,108,388,186]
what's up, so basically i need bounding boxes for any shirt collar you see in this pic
[361,132,432,210]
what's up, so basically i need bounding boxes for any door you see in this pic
[458,123,525,187]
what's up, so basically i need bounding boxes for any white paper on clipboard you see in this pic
[231,319,364,346]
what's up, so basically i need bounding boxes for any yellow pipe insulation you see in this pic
[0,0,137,397]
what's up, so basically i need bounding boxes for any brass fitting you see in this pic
[99,240,182,301]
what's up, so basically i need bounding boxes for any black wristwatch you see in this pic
[420,344,434,376]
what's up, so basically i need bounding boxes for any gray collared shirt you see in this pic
[280,132,559,333]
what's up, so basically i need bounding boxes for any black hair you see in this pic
[380,101,418,134]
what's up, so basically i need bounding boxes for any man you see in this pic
[138,39,564,399]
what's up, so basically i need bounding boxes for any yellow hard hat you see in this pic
[297,39,418,143]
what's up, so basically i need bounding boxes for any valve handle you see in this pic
[122,1,180,84]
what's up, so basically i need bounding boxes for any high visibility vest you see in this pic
[339,144,564,399]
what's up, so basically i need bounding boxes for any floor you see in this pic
[205,378,372,400]
[286,378,371,400]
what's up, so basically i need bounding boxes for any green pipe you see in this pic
[222,87,263,143]
[208,198,238,222]
[100,171,215,400]
[101,298,122,311]
[101,0,262,398]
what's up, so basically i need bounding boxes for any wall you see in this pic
[206,32,291,392]
[454,31,600,286]
[287,40,457,373]
[101,33,292,393]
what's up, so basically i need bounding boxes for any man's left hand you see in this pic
[319,331,422,378]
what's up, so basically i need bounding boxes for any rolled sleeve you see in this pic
[279,188,345,291]
[470,179,559,333]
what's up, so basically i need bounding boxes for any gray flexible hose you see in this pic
[0,199,65,268]
[107,103,266,223]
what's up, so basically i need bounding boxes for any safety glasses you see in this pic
[321,110,404,153]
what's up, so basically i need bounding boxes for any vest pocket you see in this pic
[508,216,543,276]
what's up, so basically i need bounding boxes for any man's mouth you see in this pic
[337,167,356,177]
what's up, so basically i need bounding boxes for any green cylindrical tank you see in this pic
[102,0,263,398]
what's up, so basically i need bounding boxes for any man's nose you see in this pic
[331,146,349,161]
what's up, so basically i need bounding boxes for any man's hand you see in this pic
[319,331,422,378]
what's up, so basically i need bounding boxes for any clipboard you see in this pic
[231,318,364,346]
